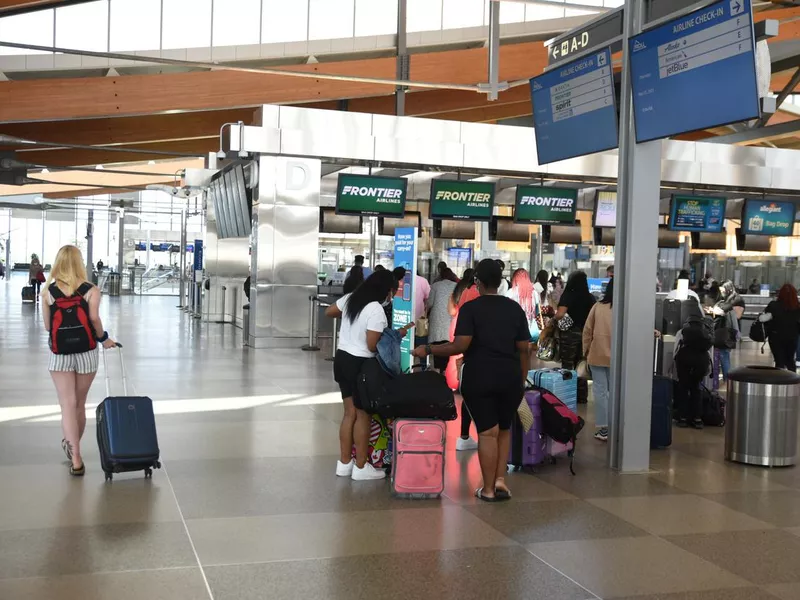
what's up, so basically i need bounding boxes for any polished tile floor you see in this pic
[2,275,800,599]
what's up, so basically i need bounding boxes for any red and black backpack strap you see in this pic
[76,282,93,296]
[49,283,64,300]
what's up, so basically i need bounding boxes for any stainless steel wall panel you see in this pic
[661,140,696,163]
[272,157,322,208]
[278,107,375,161]
[372,114,462,143]
[271,285,317,339]
[253,202,276,285]
[223,124,281,155]
[699,163,771,188]
[546,153,619,179]
[460,122,538,172]
[254,105,281,129]
[765,147,799,170]
[273,205,318,286]
[661,160,702,184]
[771,169,800,191]
[374,137,464,168]
[251,282,275,343]
[695,143,766,167]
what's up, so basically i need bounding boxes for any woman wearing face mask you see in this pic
[326,270,412,481]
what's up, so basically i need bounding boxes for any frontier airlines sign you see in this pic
[336,174,407,217]
[430,179,495,221]
[514,186,578,225]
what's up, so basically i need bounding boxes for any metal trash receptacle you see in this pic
[242,306,250,346]
[725,366,800,467]
[108,272,121,297]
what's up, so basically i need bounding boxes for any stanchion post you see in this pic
[220,285,227,324]
[326,317,338,362]
[301,295,321,351]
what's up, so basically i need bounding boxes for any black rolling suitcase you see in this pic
[96,346,161,482]
[651,337,673,448]
[21,286,35,303]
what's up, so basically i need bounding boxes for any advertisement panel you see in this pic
[742,200,795,236]
[392,227,418,372]
[514,187,578,225]
[594,191,617,228]
[336,174,407,217]
[430,180,495,221]
[669,195,726,233]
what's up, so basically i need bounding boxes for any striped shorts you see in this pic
[48,348,99,375]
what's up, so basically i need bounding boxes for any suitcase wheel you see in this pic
[104,472,113,483]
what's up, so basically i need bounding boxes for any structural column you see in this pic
[608,0,662,472]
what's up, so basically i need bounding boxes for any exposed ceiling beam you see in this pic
[705,118,800,145]
[0,41,548,123]
[0,0,92,17]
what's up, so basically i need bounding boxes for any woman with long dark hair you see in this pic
[554,271,596,403]
[760,283,800,371]
[326,270,411,480]
[342,265,364,294]
[582,279,613,441]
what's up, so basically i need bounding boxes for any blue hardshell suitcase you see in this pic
[96,347,160,481]
[528,368,578,412]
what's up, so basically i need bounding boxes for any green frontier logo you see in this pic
[341,185,403,204]
[518,195,574,210]
[515,186,577,223]
[434,190,492,205]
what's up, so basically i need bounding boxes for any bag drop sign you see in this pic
[514,186,578,224]
[336,173,407,217]
[742,199,795,236]
[430,179,495,221]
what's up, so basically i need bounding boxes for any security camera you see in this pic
[216,150,226,159]
[238,150,249,158]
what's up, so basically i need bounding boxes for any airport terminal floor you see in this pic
[3,277,800,600]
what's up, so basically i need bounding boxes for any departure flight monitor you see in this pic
[514,187,578,225]
[629,0,760,142]
[336,174,407,217]
[669,195,726,233]
[530,47,618,165]
[594,191,617,228]
[742,199,796,236]
[429,179,495,221]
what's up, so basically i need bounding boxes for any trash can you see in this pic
[108,272,121,297]
[725,366,800,467]
[242,305,250,346]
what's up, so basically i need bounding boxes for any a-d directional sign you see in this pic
[629,0,760,142]
[531,47,618,165]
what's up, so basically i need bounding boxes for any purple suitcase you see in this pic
[508,389,545,470]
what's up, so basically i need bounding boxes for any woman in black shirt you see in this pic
[554,271,596,402]
[414,260,530,503]
[760,283,800,371]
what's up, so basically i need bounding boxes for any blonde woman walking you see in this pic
[42,245,116,476]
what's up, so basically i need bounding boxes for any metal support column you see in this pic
[85,209,94,274]
[395,0,408,116]
[368,216,377,271]
[179,207,187,308]
[117,208,124,275]
[487,0,500,101]
[40,210,46,265]
[4,210,10,274]
[608,0,662,473]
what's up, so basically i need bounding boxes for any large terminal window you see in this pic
[110,0,161,53]
[56,1,108,52]
[309,0,355,41]
[213,0,261,47]
[0,9,53,55]
[355,0,398,37]
[162,0,212,50]
[261,0,308,44]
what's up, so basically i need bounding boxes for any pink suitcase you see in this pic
[391,419,445,499]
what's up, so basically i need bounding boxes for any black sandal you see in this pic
[61,439,72,461]
[494,481,512,501]
[475,487,499,502]
[69,463,85,477]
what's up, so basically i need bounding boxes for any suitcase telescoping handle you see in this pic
[102,343,126,397]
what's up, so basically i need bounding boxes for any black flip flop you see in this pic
[475,487,499,502]
[69,463,85,477]
[495,487,512,501]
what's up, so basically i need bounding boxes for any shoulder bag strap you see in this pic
[48,283,64,299]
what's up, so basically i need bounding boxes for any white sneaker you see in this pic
[456,437,479,451]
[335,459,354,477]
[351,462,386,481]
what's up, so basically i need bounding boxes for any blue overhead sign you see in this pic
[629,0,760,143]
[531,47,618,165]
[742,200,795,236]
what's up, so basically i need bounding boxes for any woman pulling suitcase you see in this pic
[42,245,117,476]
[414,260,531,502]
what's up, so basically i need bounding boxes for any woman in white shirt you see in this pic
[326,270,403,481]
